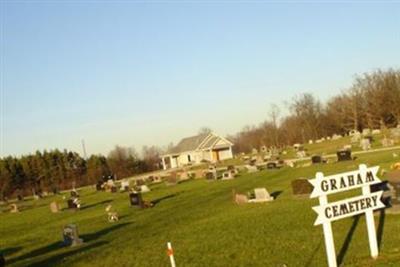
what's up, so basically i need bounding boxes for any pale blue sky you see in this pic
[1,1,399,157]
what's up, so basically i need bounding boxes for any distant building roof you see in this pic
[165,133,233,155]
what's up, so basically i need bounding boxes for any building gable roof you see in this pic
[165,133,233,155]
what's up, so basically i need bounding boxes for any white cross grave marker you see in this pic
[308,164,385,267]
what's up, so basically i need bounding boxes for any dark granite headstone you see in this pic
[206,172,215,180]
[96,181,103,191]
[337,149,352,161]
[67,198,79,209]
[387,170,400,205]
[311,155,322,164]
[292,178,313,196]
[227,165,235,171]
[370,181,392,207]
[266,162,277,169]
[129,192,143,208]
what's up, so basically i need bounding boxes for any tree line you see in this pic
[0,146,161,200]
[229,69,400,153]
[1,68,399,199]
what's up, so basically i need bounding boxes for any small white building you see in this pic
[161,132,234,170]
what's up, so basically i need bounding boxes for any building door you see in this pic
[212,150,219,161]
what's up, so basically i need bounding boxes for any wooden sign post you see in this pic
[309,164,385,267]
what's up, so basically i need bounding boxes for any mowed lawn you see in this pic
[1,150,400,267]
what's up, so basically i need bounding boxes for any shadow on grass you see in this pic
[8,222,132,265]
[80,199,113,210]
[28,241,108,267]
[304,239,323,267]
[337,215,361,265]
[81,222,132,242]
[270,191,283,199]
[377,208,386,251]
[1,246,22,257]
[152,194,178,206]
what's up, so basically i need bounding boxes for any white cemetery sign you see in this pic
[308,164,385,267]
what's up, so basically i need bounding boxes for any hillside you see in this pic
[1,147,400,266]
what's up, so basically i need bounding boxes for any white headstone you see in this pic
[360,138,371,151]
[140,185,150,193]
[248,188,274,202]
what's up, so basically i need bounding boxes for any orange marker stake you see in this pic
[167,242,176,267]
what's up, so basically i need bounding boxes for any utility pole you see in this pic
[81,139,87,159]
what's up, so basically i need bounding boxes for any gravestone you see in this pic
[349,129,360,136]
[360,138,371,151]
[63,224,83,246]
[248,188,274,202]
[296,151,307,158]
[108,212,119,222]
[293,144,303,151]
[391,128,400,139]
[222,171,233,180]
[264,154,271,161]
[67,198,80,209]
[96,181,104,191]
[165,174,179,185]
[135,180,145,186]
[193,169,205,179]
[235,194,248,204]
[266,162,278,169]
[362,128,371,136]
[337,149,352,161]
[292,178,313,196]
[343,144,352,151]
[9,203,19,213]
[381,138,394,147]
[372,129,381,135]
[70,190,79,198]
[106,179,115,190]
[311,155,322,164]
[205,171,216,180]
[245,165,258,173]
[50,201,60,213]
[140,185,150,193]
[227,165,235,172]
[120,180,130,191]
[129,192,144,208]
[386,170,400,210]
[179,171,189,180]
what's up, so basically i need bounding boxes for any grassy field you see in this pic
[1,149,400,267]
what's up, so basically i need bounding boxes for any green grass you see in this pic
[1,149,400,267]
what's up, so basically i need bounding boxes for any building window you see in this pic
[188,155,191,162]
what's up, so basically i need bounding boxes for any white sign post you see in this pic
[309,164,385,267]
